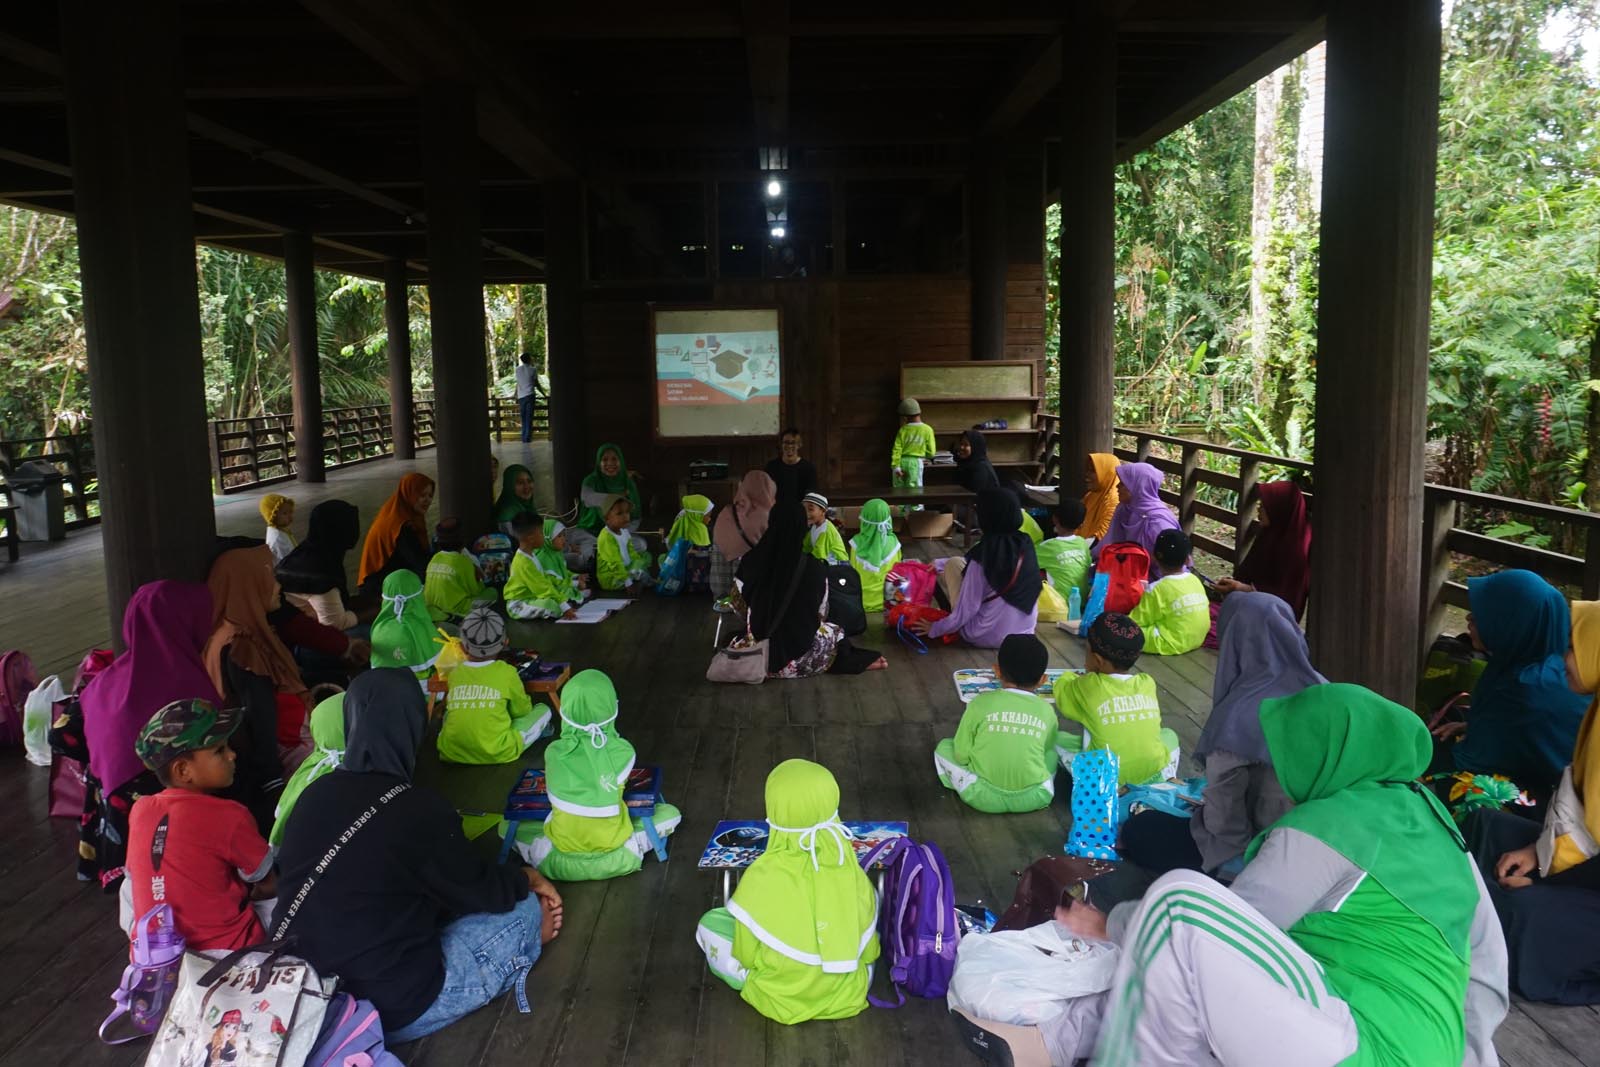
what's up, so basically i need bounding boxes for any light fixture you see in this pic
[766,179,783,198]
[770,226,786,239]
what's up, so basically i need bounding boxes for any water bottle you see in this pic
[1068,586,1082,622]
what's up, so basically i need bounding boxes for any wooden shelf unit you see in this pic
[899,360,1044,478]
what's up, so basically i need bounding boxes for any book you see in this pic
[503,765,662,821]
[696,819,909,870]
[952,666,1082,703]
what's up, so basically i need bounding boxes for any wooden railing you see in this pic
[488,394,550,441]
[210,403,445,493]
[0,431,99,529]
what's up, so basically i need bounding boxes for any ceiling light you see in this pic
[770,226,786,239]
[766,179,783,198]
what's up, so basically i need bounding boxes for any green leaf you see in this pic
[1185,341,1209,374]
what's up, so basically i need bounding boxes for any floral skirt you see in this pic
[773,622,844,679]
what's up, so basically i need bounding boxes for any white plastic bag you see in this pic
[946,921,1119,1026]
[22,675,65,766]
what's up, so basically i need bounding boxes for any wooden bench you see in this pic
[828,485,980,547]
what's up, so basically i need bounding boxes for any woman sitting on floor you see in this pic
[711,469,776,604]
[512,669,681,881]
[1120,591,1325,877]
[1077,451,1121,541]
[494,463,541,537]
[357,472,435,600]
[913,488,1039,648]
[566,443,644,571]
[1467,598,1600,1005]
[696,759,879,1024]
[1215,480,1312,620]
[737,500,884,678]
[276,499,371,631]
[1099,461,1178,578]
[1060,684,1507,1067]
[271,668,564,1042]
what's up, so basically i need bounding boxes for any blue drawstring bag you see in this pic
[655,538,689,597]
[1078,571,1110,634]
[1116,777,1206,823]
[1066,748,1120,861]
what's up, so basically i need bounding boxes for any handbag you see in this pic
[706,559,808,684]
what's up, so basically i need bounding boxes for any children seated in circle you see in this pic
[505,513,581,620]
[1053,612,1179,784]
[804,492,848,564]
[935,634,1058,813]
[369,569,440,691]
[424,518,492,622]
[697,759,879,1024]
[597,494,653,592]
[849,498,902,613]
[512,669,681,881]
[1037,497,1093,601]
[1129,528,1211,655]
[438,607,550,765]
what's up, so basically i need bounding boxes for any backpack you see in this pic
[1417,633,1486,723]
[470,533,516,589]
[656,538,689,597]
[825,563,866,636]
[1095,542,1149,615]
[885,560,938,608]
[0,649,37,747]
[307,993,404,1067]
[99,904,185,1044]
[858,836,959,1005]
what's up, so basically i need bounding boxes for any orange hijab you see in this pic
[203,546,306,695]
[1077,452,1121,540]
[358,473,434,584]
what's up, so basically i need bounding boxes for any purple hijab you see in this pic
[1101,462,1179,568]
[81,580,223,794]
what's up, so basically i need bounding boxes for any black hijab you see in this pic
[737,499,826,669]
[967,488,1042,613]
[340,667,425,780]
[276,500,360,599]
[954,428,1001,492]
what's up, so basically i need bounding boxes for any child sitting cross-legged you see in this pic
[597,494,653,592]
[1037,497,1093,601]
[124,699,276,950]
[424,517,493,622]
[537,519,589,603]
[505,513,580,621]
[370,569,440,693]
[438,607,551,765]
[1129,528,1211,656]
[803,492,848,564]
[511,669,682,882]
[934,633,1059,813]
[849,498,902,614]
[1053,612,1180,785]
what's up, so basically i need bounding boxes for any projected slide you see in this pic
[653,307,782,438]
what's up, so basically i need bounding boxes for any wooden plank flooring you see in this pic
[0,444,1592,1065]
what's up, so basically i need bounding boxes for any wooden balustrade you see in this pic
[210,401,443,493]
[488,394,550,441]
[0,432,100,529]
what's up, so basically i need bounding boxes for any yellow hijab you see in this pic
[1077,453,1121,540]
[260,493,293,528]
[1555,601,1600,873]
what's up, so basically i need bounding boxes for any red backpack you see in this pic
[1095,542,1150,615]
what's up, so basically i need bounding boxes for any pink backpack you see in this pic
[886,560,938,608]
[0,650,37,747]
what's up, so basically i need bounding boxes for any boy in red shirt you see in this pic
[126,699,276,951]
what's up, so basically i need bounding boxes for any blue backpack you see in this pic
[655,538,689,597]
[308,993,403,1067]
[858,836,959,1006]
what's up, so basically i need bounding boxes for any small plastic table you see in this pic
[698,819,910,903]
[496,765,668,865]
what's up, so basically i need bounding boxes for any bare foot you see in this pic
[541,900,563,944]
[868,656,889,671]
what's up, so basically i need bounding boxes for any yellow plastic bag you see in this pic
[433,627,468,677]
[1036,582,1069,623]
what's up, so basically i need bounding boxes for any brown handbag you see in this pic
[994,855,1119,932]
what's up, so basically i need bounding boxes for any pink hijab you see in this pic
[713,470,776,560]
[80,580,223,795]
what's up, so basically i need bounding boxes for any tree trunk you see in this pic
[1584,301,1600,514]
[1248,69,1284,405]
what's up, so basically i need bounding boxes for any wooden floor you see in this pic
[0,445,1596,1066]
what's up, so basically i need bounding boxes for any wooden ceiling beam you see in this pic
[978,35,1060,138]
[742,0,790,148]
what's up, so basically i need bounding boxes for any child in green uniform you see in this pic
[439,607,550,764]
[597,495,653,592]
[511,669,682,882]
[1052,612,1179,785]
[424,518,492,622]
[935,634,1058,813]
[536,519,588,605]
[1130,529,1210,656]
[1019,508,1045,545]
[696,759,880,1024]
[505,513,577,621]
[369,570,440,692]
[890,397,937,487]
[269,690,344,846]
[803,492,848,564]
[849,498,902,614]
[667,494,714,548]
[1037,498,1093,599]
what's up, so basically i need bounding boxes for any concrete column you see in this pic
[384,260,415,460]
[284,230,325,483]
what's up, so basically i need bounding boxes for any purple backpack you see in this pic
[99,904,184,1043]
[0,649,37,747]
[859,836,959,1006]
[308,993,404,1067]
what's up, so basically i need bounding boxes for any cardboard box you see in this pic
[836,505,862,532]
[905,510,955,539]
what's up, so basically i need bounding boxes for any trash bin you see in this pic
[11,459,66,542]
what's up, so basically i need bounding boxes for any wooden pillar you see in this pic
[1309,0,1441,702]
[970,144,1007,361]
[421,84,491,533]
[1057,15,1116,495]
[284,231,325,483]
[384,260,415,460]
[60,0,217,642]
[545,179,587,506]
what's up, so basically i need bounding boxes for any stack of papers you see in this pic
[554,598,634,624]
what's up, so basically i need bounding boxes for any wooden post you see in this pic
[1179,445,1199,535]
[546,179,587,507]
[970,143,1007,361]
[1135,436,1153,463]
[421,84,492,533]
[1056,14,1116,496]
[1235,457,1261,564]
[385,260,416,460]
[1419,491,1458,658]
[1309,0,1441,702]
[284,231,326,483]
[60,0,217,640]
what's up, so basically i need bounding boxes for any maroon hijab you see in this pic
[1235,481,1312,619]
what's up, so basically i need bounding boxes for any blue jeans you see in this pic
[388,894,543,1041]
[518,394,535,441]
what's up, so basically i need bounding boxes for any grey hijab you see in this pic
[1197,592,1326,764]
[340,667,426,779]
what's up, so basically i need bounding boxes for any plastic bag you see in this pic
[656,538,688,597]
[1036,582,1069,623]
[946,921,1119,1026]
[23,675,66,766]
[433,629,468,677]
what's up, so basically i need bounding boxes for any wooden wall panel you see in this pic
[1005,261,1047,389]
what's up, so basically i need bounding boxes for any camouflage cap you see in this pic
[135,698,241,772]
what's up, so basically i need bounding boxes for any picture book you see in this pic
[952,667,1082,703]
[697,819,909,870]
[503,765,662,821]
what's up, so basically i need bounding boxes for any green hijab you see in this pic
[269,693,345,845]
[494,464,539,523]
[545,669,636,817]
[667,494,714,547]
[533,518,572,579]
[1249,683,1476,962]
[369,570,440,677]
[849,499,899,570]
[728,759,879,974]
[578,443,642,531]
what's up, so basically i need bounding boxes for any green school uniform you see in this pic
[535,519,583,602]
[1019,510,1044,545]
[849,499,902,613]
[807,519,848,564]
[1129,572,1211,655]
[934,688,1057,813]
[369,570,440,687]
[424,550,489,621]
[504,548,570,620]
[270,694,344,846]
[438,659,547,764]
[597,526,651,591]
[1052,670,1175,786]
[1037,535,1093,598]
[667,495,714,547]
[890,421,937,470]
